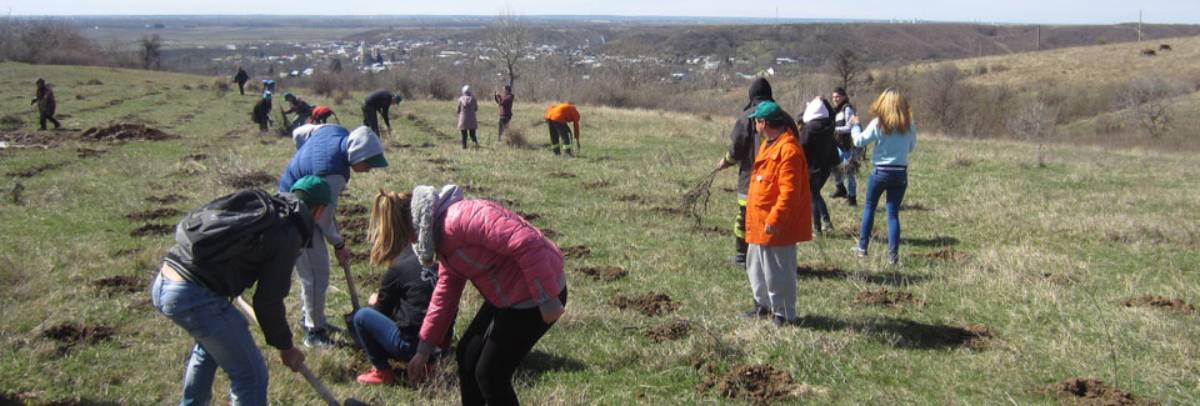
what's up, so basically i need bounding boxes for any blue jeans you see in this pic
[151,274,268,406]
[351,308,417,370]
[858,168,908,260]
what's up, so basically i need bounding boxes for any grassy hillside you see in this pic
[1,62,1198,405]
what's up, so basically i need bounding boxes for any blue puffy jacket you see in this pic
[279,125,351,192]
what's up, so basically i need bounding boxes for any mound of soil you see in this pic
[92,275,143,295]
[540,228,560,239]
[184,153,208,161]
[551,171,577,178]
[583,180,611,188]
[611,292,678,316]
[915,248,970,262]
[562,245,591,259]
[130,223,174,237]
[1122,295,1195,314]
[0,131,68,149]
[80,123,174,142]
[427,158,451,165]
[652,206,685,216]
[340,217,368,232]
[720,187,736,193]
[76,148,105,158]
[145,194,186,204]
[515,211,541,221]
[699,364,799,405]
[576,266,627,282]
[111,248,141,257]
[125,208,182,221]
[646,319,690,342]
[796,265,848,279]
[349,251,371,263]
[1047,378,1151,406]
[7,162,67,178]
[854,289,921,307]
[221,170,276,189]
[41,323,115,348]
[617,194,644,203]
[337,203,369,217]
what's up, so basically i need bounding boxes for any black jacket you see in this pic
[252,98,272,124]
[363,90,394,129]
[799,100,840,173]
[373,248,440,346]
[727,77,774,198]
[164,193,314,350]
[284,99,313,117]
[234,68,249,84]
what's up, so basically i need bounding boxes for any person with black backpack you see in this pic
[799,96,840,234]
[151,175,332,406]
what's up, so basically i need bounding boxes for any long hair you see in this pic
[869,89,912,134]
[368,190,415,267]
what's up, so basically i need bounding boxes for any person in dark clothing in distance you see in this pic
[350,247,450,385]
[494,85,514,141]
[283,93,314,131]
[363,90,402,135]
[234,67,249,96]
[151,176,331,405]
[715,77,773,268]
[799,97,840,234]
[252,92,273,133]
[31,78,61,130]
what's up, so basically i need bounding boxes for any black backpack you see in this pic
[174,189,300,265]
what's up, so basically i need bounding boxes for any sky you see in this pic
[3,0,1199,25]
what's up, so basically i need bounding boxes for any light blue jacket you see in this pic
[852,118,916,167]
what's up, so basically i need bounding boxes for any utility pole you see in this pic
[1036,25,1041,51]
[1138,10,1143,42]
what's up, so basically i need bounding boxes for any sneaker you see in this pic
[821,221,834,233]
[772,315,793,327]
[854,247,868,258]
[889,252,900,265]
[303,328,334,349]
[356,367,395,385]
[739,305,770,319]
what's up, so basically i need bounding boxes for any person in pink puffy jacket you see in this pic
[367,185,567,404]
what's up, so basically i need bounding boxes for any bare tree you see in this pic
[141,34,162,70]
[1117,78,1174,138]
[920,65,965,133]
[485,10,530,89]
[829,48,863,92]
[1006,100,1057,167]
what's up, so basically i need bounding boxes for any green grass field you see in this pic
[1,62,1198,405]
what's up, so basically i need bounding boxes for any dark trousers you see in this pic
[237,81,246,95]
[546,121,573,155]
[498,117,511,140]
[457,287,567,406]
[461,129,478,149]
[362,105,380,134]
[39,110,60,130]
[810,169,832,229]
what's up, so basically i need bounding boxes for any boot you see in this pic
[831,184,848,199]
[847,196,857,207]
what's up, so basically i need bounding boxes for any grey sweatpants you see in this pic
[295,174,347,330]
[746,243,798,321]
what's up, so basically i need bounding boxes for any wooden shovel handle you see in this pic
[297,362,340,406]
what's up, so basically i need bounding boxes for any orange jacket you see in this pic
[745,130,812,246]
[544,103,581,139]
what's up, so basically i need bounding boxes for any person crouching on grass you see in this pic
[349,241,450,385]
[850,89,916,265]
[741,101,812,326]
[369,186,568,405]
[151,175,331,406]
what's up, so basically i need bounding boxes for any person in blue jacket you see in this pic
[279,124,389,347]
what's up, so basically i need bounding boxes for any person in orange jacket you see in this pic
[740,101,812,326]
[544,102,580,156]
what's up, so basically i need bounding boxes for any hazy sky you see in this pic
[4,0,1198,25]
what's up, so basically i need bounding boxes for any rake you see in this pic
[681,168,720,227]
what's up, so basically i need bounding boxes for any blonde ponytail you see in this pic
[368,190,416,267]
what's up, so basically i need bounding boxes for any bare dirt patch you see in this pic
[41,323,115,353]
[76,147,105,158]
[694,225,724,236]
[551,171,577,178]
[338,204,369,218]
[184,153,208,161]
[7,161,68,178]
[576,266,627,282]
[914,248,970,262]
[515,211,541,221]
[646,319,690,342]
[80,123,174,142]
[349,250,371,263]
[719,186,736,193]
[125,208,182,221]
[617,194,644,203]
[1122,295,1195,314]
[854,289,921,308]
[111,248,141,257]
[427,158,451,165]
[221,170,276,189]
[583,179,611,188]
[92,275,143,295]
[611,292,678,316]
[562,245,591,259]
[146,194,186,204]
[0,131,69,149]
[540,228,560,239]
[796,265,849,279]
[698,364,803,405]
[130,223,174,237]
[651,206,685,216]
[1044,378,1155,406]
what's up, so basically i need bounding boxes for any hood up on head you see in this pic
[411,184,465,266]
[347,126,386,167]
[802,97,830,124]
[744,77,774,110]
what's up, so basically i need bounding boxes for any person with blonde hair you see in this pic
[849,89,917,265]
[368,186,567,404]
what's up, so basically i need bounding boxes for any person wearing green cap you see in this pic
[279,124,388,348]
[741,100,812,326]
[153,175,331,405]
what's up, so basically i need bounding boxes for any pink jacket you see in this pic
[417,199,566,350]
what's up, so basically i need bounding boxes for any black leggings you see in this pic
[39,110,61,130]
[461,129,478,149]
[457,287,567,406]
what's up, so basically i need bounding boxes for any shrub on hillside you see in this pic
[1117,78,1180,138]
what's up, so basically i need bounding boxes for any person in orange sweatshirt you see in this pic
[741,101,812,326]
[544,102,580,156]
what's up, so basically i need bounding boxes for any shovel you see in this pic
[340,261,363,340]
